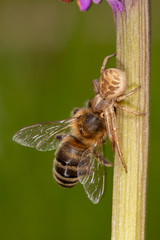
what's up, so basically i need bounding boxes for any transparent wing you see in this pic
[77,145,106,204]
[13,118,75,151]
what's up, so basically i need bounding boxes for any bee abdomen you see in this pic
[53,160,78,188]
[53,137,86,188]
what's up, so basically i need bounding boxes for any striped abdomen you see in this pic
[53,136,87,188]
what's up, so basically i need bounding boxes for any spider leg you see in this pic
[116,86,141,102]
[101,53,116,73]
[115,103,145,116]
[103,111,115,150]
[109,108,127,173]
[93,79,100,94]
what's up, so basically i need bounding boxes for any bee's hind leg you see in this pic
[100,156,113,167]
[95,151,113,167]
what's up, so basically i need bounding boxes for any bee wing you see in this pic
[13,118,75,151]
[77,145,106,204]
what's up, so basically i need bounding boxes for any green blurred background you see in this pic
[0,1,158,239]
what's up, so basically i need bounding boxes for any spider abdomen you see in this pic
[100,68,127,99]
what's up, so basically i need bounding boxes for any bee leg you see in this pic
[55,134,66,141]
[93,79,100,94]
[94,150,113,167]
[110,108,128,173]
[100,156,113,167]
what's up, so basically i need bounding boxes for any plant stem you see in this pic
[111,1,150,240]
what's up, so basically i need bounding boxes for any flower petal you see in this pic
[107,0,125,12]
[77,0,92,11]
[92,0,102,4]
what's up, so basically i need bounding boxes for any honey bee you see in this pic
[13,106,112,204]
[90,53,144,172]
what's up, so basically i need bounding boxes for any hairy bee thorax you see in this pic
[71,108,106,145]
[100,68,127,100]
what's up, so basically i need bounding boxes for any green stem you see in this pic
[111,1,150,240]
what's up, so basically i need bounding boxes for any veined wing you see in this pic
[77,145,106,204]
[13,118,75,151]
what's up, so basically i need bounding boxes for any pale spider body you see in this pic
[90,53,143,172]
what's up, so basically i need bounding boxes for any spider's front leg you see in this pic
[101,53,116,73]
[109,107,127,173]
[92,79,100,94]
[103,110,115,150]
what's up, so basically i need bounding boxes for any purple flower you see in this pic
[78,0,125,12]
[77,0,102,11]
[62,0,125,12]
